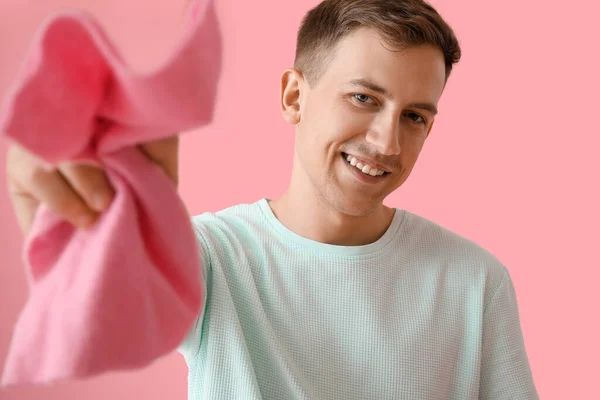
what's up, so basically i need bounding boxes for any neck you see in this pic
[269,180,395,247]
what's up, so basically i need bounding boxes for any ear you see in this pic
[280,68,304,125]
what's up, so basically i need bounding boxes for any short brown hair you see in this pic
[294,0,461,86]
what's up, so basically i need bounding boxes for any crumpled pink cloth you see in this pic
[0,0,221,387]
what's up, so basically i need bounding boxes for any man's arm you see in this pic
[176,219,212,361]
[479,268,539,399]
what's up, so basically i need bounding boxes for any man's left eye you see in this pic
[406,112,426,124]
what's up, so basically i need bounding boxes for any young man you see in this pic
[6,0,538,398]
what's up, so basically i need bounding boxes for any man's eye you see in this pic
[353,94,374,104]
[405,112,426,124]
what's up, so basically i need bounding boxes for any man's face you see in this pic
[284,28,446,217]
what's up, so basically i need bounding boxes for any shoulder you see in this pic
[189,199,269,255]
[191,199,265,234]
[400,209,509,299]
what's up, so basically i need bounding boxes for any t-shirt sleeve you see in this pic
[176,218,212,361]
[479,268,539,399]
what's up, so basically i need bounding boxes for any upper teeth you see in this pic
[345,154,385,176]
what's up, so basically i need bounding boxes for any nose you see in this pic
[364,113,401,156]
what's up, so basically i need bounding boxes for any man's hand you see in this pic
[6,136,179,235]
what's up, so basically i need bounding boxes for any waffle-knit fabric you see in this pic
[178,198,538,399]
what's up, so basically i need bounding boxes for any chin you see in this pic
[326,191,384,218]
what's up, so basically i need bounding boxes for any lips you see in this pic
[340,153,392,186]
[341,152,391,175]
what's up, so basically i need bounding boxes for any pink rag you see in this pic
[0,0,221,387]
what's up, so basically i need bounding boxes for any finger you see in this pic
[139,136,180,185]
[24,164,98,228]
[6,146,42,234]
[58,162,115,212]
[7,179,40,235]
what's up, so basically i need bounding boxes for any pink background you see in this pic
[1,0,598,398]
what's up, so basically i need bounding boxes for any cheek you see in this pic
[400,132,426,155]
[326,105,372,146]
[393,138,426,181]
[303,105,355,150]
[299,97,373,170]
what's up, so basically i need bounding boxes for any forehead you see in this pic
[322,28,446,101]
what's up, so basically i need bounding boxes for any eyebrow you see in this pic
[347,78,439,116]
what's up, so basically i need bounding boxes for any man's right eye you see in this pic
[353,94,377,106]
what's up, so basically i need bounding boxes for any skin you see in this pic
[6,28,446,249]
[6,137,179,234]
[270,28,446,245]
